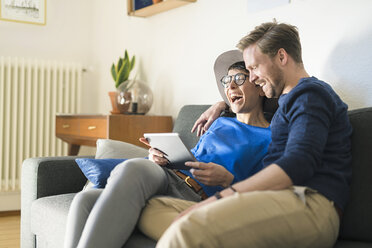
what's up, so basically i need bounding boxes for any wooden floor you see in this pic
[0,211,20,248]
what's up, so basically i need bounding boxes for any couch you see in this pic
[21,105,372,248]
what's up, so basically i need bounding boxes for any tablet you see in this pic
[143,133,196,170]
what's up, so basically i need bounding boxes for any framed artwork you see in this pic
[0,0,46,25]
[133,0,154,11]
[127,0,195,18]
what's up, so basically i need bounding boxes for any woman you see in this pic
[64,50,272,248]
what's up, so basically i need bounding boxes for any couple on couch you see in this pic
[64,21,352,248]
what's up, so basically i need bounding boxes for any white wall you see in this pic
[2,0,371,118]
[0,0,100,158]
[0,0,98,114]
[91,0,372,118]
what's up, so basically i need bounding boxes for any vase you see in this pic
[116,79,153,115]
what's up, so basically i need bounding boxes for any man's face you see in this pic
[243,44,284,98]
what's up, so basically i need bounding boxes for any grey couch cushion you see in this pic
[31,193,76,248]
[30,192,157,248]
[21,157,89,248]
[122,231,156,248]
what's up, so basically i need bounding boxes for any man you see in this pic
[149,21,352,247]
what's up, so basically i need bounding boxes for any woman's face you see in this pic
[224,68,264,114]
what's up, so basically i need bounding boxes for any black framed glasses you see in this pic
[220,73,249,88]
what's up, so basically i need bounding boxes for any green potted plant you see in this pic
[109,50,136,114]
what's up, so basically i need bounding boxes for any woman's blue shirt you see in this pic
[180,117,271,196]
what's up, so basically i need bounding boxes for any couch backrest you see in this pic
[339,107,372,242]
[172,105,211,149]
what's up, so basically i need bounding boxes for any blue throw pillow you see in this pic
[75,158,127,188]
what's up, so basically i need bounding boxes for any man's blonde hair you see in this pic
[237,21,303,64]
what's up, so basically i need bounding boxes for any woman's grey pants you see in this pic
[64,158,202,248]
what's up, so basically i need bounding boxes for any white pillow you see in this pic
[95,139,148,159]
[82,139,149,190]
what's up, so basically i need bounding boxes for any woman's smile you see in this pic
[229,93,243,104]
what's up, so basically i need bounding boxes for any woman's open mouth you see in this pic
[230,94,243,104]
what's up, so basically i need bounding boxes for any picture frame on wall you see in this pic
[0,0,46,25]
[133,0,153,11]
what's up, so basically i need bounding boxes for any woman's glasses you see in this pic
[220,73,250,88]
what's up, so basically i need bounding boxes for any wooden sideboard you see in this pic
[56,114,173,155]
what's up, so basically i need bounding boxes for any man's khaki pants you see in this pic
[138,187,340,248]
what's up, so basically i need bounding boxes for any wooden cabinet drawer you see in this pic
[56,114,172,155]
[79,118,107,138]
[56,117,80,135]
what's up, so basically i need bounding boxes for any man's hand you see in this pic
[173,164,293,225]
[191,101,227,137]
[185,161,234,187]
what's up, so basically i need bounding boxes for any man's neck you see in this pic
[282,65,309,95]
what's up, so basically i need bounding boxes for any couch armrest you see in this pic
[21,156,90,248]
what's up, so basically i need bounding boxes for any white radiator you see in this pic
[0,57,82,192]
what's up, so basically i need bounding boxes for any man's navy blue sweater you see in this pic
[263,77,352,210]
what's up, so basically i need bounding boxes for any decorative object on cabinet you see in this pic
[0,0,46,25]
[55,114,173,155]
[110,49,136,114]
[108,91,120,114]
[118,79,153,115]
[127,0,196,17]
